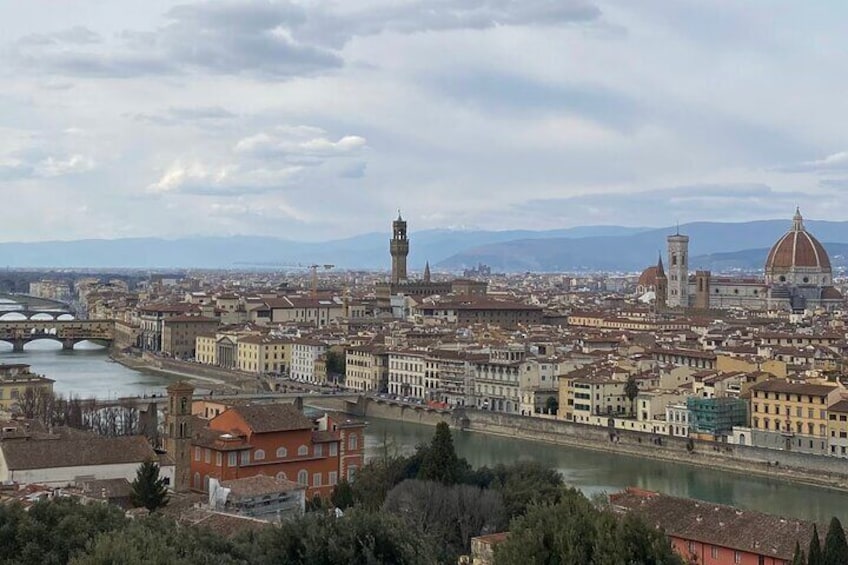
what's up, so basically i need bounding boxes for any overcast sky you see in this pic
[1,0,847,242]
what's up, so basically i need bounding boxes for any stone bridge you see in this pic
[0,309,75,320]
[0,319,114,351]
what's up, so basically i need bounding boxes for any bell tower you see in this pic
[165,381,194,492]
[390,211,409,284]
[667,231,690,308]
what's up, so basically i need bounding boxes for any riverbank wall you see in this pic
[345,397,848,491]
[110,353,262,392]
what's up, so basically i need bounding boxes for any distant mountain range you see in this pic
[1,219,847,272]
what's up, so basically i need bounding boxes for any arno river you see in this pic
[3,341,848,523]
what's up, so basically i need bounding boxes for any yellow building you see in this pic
[195,334,218,366]
[345,345,389,392]
[0,364,55,412]
[827,399,848,458]
[749,380,842,438]
[236,336,292,375]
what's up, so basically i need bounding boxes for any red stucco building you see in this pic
[189,403,365,499]
[609,488,831,565]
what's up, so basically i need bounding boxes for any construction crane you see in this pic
[310,264,335,298]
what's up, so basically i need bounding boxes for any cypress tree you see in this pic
[809,524,824,565]
[791,540,806,565]
[417,422,461,484]
[130,460,169,512]
[823,516,848,565]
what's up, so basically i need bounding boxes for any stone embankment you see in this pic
[342,396,848,492]
[111,352,262,392]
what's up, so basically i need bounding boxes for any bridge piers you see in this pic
[12,340,24,353]
[62,339,75,351]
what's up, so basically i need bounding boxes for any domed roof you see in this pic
[765,208,831,273]
[638,266,658,287]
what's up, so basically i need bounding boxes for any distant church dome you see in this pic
[765,208,832,286]
[638,266,659,288]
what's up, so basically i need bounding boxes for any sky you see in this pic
[2,0,848,242]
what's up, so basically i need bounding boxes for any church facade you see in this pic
[639,209,843,312]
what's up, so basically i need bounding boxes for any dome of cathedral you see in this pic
[765,209,831,284]
[638,266,659,287]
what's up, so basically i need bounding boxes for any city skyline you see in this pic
[3,1,848,242]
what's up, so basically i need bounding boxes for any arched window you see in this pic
[193,472,201,490]
[297,469,308,485]
[297,445,308,457]
[180,397,187,414]
[255,449,265,461]
[203,475,210,492]
[276,471,287,481]
[348,434,358,451]
[276,446,288,458]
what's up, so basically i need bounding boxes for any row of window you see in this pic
[687,541,743,564]
[193,439,359,466]
[753,391,824,403]
[753,404,825,419]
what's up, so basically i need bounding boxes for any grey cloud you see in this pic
[777,151,848,174]
[9,0,599,79]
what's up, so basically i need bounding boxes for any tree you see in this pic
[544,396,559,415]
[383,480,506,563]
[325,351,346,384]
[489,461,565,519]
[493,489,683,565]
[417,422,462,485]
[330,479,355,510]
[624,374,640,417]
[791,540,806,565]
[130,460,169,512]
[809,524,824,565]
[823,517,848,565]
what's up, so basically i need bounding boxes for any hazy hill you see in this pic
[0,225,649,270]
[1,219,847,271]
[436,220,848,272]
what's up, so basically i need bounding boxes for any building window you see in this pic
[314,444,323,457]
[313,473,322,487]
[297,469,308,485]
[328,471,337,486]
[298,445,308,457]
[194,447,201,461]
[711,546,719,559]
[276,471,287,481]
[255,449,265,461]
[276,446,288,458]
[241,451,250,465]
[734,551,741,564]
[193,472,200,490]
[347,465,357,482]
[216,452,222,466]
[204,449,211,464]
[228,452,237,467]
[330,443,338,457]
[348,434,358,450]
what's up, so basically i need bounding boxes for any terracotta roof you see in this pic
[1,435,157,470]
[226,404,314,434]
[610,488,826,561]
[638,266,658,287]
[765,210,831,272]
[749,379,838,396]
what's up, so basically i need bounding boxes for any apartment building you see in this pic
[473,359,522,414]
[827,399,848,458]
[345,345,389,393]
[162,315,220,360]
[387,351,426,399]
[290,339,328,384]
[236,336,292,375]
[748,379,842,455]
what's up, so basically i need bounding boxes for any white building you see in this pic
[0,435,174,487]
[290,340,327,383]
